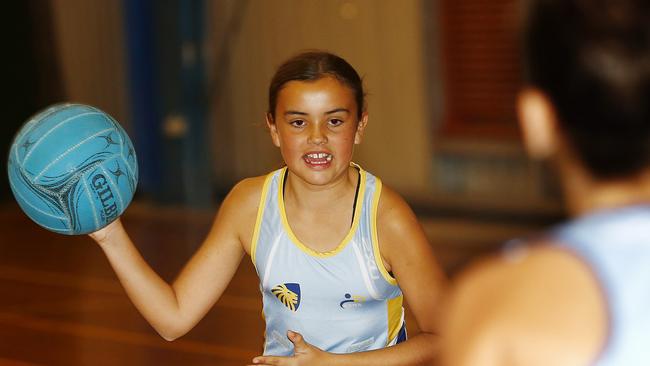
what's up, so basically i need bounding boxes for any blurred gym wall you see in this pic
[206,0,434,198]
[48,1,129,125]
[2,0,560,219]
[9,0,436,205]
[1,2,63,202]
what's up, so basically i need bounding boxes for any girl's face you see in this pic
[267,76,368,187]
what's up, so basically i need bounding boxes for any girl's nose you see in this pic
[308,125,328,145]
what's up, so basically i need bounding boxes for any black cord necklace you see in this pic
[283,167,361,227]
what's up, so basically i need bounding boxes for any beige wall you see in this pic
[46,0,556,213]
[208,0,433,196]
[48,0,128,126]
[48,0,435,196]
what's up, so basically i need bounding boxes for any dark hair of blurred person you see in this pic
[441,1,650,365]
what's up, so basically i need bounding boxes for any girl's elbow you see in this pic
[158,330,184,342]
[155,323,189,341]
[161,334,180,342]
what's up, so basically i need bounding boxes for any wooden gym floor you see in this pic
[0,201,545,365]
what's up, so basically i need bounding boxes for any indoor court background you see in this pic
[1,1,562,365]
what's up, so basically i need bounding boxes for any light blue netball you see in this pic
[7,103,138,235]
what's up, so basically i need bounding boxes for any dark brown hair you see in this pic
[524,0,650,179]
[268,51,366,120]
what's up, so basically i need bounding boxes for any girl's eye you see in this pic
[290,120,306,127]
[329,119,343,127]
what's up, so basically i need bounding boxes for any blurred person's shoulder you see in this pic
[442,240,607,366]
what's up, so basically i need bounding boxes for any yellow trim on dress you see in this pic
[261,309,267,355]
[371,177,399,285]
[250,172,274,269]
[278,165,366,258]
[386,295,404,345]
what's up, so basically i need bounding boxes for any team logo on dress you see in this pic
[339,293,366,309]
[272,283,301,311]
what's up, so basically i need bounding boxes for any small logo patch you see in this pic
[339,293,366,309]
[272,283,301,311]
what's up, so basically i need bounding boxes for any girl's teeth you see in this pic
[307,153,331,159]
[304,153,333,164]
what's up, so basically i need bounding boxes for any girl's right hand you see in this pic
[88,218,123,246]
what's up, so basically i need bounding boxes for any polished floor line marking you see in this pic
[0,311,257,360]
[0,357,44,366]
[0,265,260,311]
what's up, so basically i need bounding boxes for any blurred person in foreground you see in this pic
[440,0,650,365]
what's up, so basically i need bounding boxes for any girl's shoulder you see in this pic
[375,182,415,225]
[225,174,270,212]
[373,181,423,249]
[215,174,272,247]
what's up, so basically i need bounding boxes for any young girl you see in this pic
[91,51,445,365]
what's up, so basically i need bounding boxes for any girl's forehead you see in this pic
[277,77,356,107]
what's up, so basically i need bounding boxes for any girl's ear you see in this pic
[266,113,281,147]
[354,112,369,145]
[517,88,559,159]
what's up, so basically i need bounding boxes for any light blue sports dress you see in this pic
[550,205,650,365]
[250,164,406,356]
